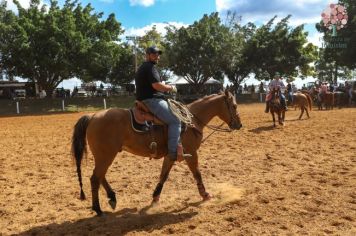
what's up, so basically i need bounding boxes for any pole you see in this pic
[103,98,107,109]
[126,36,140,72]
[62,99,65,111]
[16,101,20,114]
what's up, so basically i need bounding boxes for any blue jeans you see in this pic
[143,98,181,159]
[280,93,286,107]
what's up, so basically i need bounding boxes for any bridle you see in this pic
[194,94,239,143]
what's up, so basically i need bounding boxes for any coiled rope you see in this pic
[167,99,194,126]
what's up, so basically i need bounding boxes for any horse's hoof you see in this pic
[109,199,117,210]
[95,210,103,216]
[203,193,212,201]
[152,196,160,204]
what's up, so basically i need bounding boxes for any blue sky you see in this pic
[7,0,331,45]
[7,0,336,88]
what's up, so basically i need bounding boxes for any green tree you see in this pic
[0,0,124,95]
[164,13,229,93]
[220,11,256,93]
[336,0,356,69]
[250,16,317,81]
[315,48,352,83]
[316,0,356,82]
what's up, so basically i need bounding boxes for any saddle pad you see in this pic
[129,109,151,132]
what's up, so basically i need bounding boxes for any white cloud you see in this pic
[129,0,155,7]
[307,31,323,47]
[6,0,47,13]
[6,0,31,11]
[122,21,187,39]
[215,0,330,26]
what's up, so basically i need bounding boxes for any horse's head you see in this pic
[220,90,242,130]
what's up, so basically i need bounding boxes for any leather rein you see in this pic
[192,95,237,143]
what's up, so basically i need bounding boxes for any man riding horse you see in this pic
[265,73,288,113]
[135,46,189,162]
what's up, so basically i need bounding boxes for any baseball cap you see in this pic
[146,46,162,55]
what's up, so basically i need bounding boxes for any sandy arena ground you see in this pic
[0,103,355,235]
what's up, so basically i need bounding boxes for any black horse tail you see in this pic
[71,115,91,200]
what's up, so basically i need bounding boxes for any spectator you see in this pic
[259,82,264,93]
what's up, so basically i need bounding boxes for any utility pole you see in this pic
[126,36,141,72]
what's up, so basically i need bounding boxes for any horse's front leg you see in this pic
[271,112,276,127]
[152,156,175,203]
[185,152,211,201]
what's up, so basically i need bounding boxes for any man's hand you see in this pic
[170,85,177,94]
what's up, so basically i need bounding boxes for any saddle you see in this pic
[130,101,191,161]
[132,101,165,126]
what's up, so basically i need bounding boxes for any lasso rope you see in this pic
[167,99,194,126]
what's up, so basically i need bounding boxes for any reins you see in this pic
[201,121,231,143]
[168,93,237,143]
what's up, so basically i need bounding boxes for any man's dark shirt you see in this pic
[135,61,165,101]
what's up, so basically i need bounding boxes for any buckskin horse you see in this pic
[268,89,286,127]
[71,90,242,215]
[291,92,312,119]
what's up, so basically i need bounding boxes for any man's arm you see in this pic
[152,82,174,92]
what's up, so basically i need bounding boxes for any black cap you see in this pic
[146,46,162,55]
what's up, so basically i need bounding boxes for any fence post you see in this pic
[260,93,263,102]
[16,101,20,114]
[103,98,107,109]
[62,99,65,111]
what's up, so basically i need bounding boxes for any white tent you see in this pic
[171,77,222,85]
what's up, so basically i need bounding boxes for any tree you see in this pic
[315,48,352,83]
[164,13,229,93]
[0,0,124,95]
[0,0,17,80]
[220,11,256,93]
[250,16,318,81]
[316,1,356,82]
[108,44,135,86]
[333,0,356,69]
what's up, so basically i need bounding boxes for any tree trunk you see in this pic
[334,63,338,85]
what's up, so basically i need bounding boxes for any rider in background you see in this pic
[318,82,328,102]
[286,81,293,104]
[265,73,288,113]
[135,46,183,162]
[345,81,353,105]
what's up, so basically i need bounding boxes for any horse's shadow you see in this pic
[248,125,276,133]
[16,205,198,236]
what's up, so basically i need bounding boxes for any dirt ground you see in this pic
[0,103,355,235]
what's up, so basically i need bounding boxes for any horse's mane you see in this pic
[188,93,220,106]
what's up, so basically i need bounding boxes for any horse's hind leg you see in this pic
[305,106,310,118]
[152,156,175,203]
[299,107,304,119]
[91,154,116,215]
[102,177,117,210]
[186,152,211,200]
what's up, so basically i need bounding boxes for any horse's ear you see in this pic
[224,89,230,97]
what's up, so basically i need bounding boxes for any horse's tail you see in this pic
[71,115,92,200]
[306,94,312,111]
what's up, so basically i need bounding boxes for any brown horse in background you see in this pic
[291,92,312,119]
[268,89,285,127]
[311,90,334,110]
[71,90,242,215]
